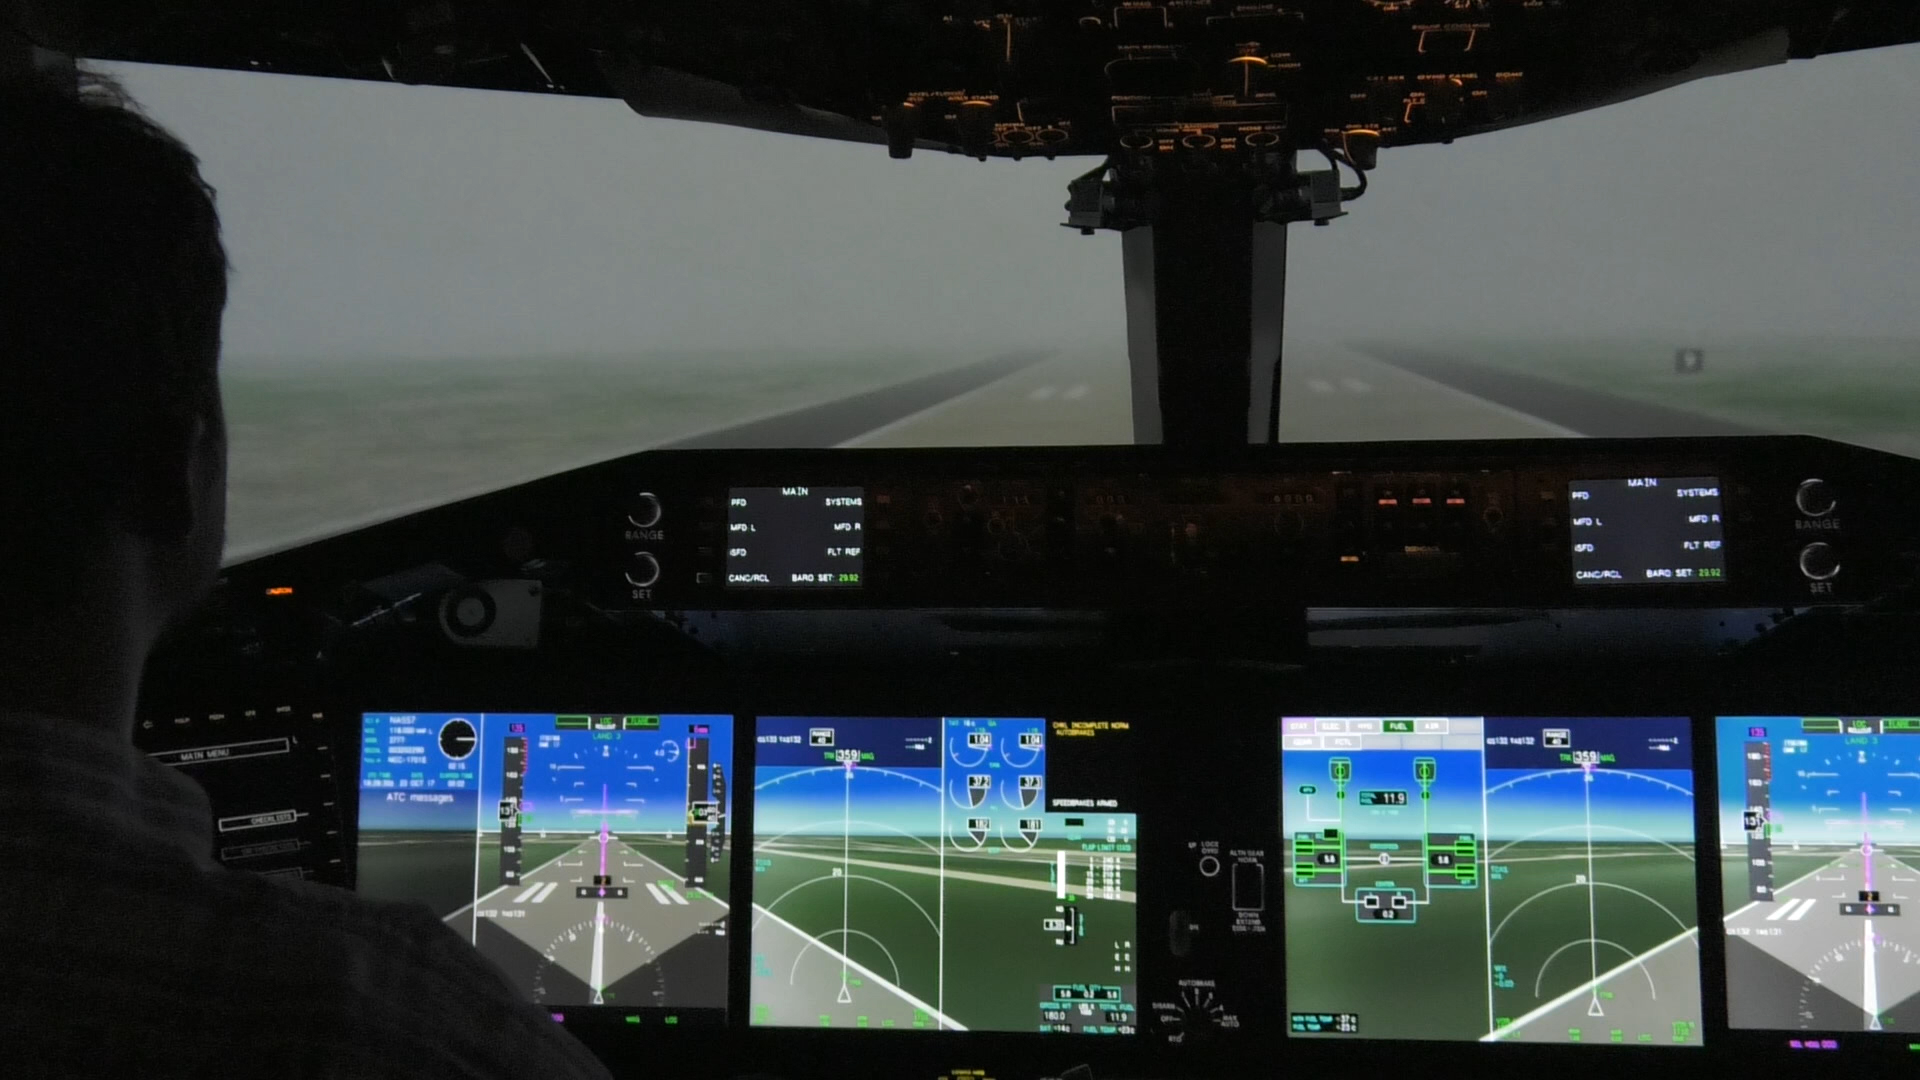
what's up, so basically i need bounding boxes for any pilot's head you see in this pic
[0,68,230,638]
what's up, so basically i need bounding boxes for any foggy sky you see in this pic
[103,46,1920,362]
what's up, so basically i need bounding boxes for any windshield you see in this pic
[101,50,1919,562]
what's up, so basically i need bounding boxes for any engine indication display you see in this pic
[357,712,733,1024]
[749,716,1139,1033]
[1570,477,1726,586]
[1282,716,1703,1046]
[1718,716,1920,1035]
[727,486,864,588]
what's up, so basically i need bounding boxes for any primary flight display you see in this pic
[356,712,733,1022]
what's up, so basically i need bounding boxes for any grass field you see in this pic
[1719,849,1845,920]
[357,828,726,919]
[221,348,978,557]
[1429,335,1920,454]
[1287,840,1699,1041]
[751,834,1136,1032]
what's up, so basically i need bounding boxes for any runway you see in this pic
[668,340,1731,449]
[1724,846,1920,1031]
[449,834,729,1010]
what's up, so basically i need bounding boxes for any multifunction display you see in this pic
[727,486,865,588]
[749,716,1139,1033]
[1282,717,1703,1046]
[1570,477,1726,585]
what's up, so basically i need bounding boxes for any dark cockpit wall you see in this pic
[11,2,1920,1080]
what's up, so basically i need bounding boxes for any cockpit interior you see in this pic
[9,1,1920,1077]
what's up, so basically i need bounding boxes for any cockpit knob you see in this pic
[628,552,662,588]
[1798,542,1840,581]
[628,492,663,529]
[1795,478,1835,517]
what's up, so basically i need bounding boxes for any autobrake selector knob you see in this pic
[1795,478,1836,517]
[1799,542,1840,581]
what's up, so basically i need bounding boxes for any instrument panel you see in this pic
[129,435,1920,1078]
[330,710,1920,1075]
[607,438,1904,610]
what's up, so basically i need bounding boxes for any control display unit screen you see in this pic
[1282,716,1702,1046]
[1570,477,1725,585]
[142,707,348,885]
[749,716,1139,1033]
[1718,716,1920,1034]
[357,713,733,1023]
[727,486,864,588]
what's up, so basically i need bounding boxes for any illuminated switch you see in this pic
[1418,77,1468,124]
[1373,485,1402,548]
[1343,128,1381,170]
[955,100,996,159]
[1417,27,1480,55]
[1218,55,1285,98]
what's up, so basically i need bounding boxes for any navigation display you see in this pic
[1718,716,1920,1034]
[1570,476,1725,585]
[749,716,1139,1033]
[1282,716,1702,1046]
[357,713,732,1022]
[727,486,864,588]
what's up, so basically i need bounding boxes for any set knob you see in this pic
[1799,542,1840,582]
[627,552,661,588]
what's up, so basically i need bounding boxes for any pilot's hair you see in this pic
[0,67,229,521]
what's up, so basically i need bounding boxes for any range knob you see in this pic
[627,552,662,588]
[1799,542,1840,581]
[627,492,663,529]
[1795,478,1836,518]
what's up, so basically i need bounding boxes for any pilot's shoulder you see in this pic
[216,872,614,1079]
